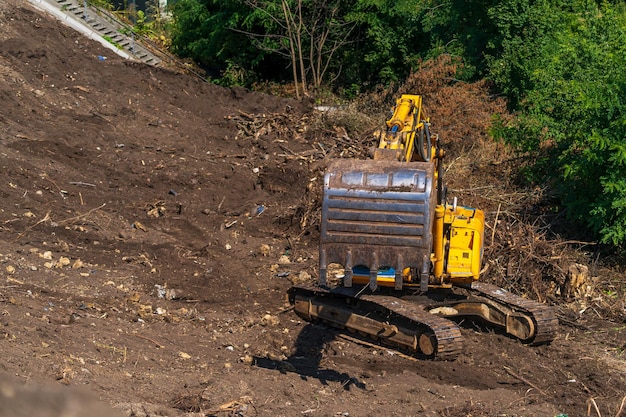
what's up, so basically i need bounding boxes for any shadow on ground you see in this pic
[253,323,366,390]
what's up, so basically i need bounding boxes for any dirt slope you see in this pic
[1,2,625,417]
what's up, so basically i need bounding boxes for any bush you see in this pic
[486,0,626,249]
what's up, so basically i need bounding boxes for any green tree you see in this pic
[170,0,273,81]
[488,0,626,248]
[169,0,434,90]
[240,0,357,97]
[341,0,423,86]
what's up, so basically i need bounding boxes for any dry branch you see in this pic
[69,181,96,187]
[616,395,626,417]
[57,203,107,225]
[503,366,548,397]
[337,333,418,362]
[130,333,165,349]
[13,211,51,242]
[587,397,601,417]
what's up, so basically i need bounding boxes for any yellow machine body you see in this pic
[320,94,485,291]
[432,204,484,286]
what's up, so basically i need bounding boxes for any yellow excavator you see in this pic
[289,94,557,359]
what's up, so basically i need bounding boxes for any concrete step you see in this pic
[29,0,165,67]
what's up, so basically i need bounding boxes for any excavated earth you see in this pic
[1,2,625,416]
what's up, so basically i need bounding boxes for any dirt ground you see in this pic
[1,2,625,416]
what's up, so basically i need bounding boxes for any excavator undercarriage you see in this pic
[289,95,557,360]
[289,281,558,360]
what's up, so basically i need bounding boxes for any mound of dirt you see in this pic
[1,2,624,416]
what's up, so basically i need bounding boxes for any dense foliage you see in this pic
[166,0,626,248]
[486,0,626,249]
[169,0,443,93]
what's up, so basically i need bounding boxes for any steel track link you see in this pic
[470,282,558,345]
[290,285,464,360]
[359,293,464,359]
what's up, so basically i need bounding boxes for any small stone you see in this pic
[56,257,71,268]
[289,270,311,285]
[132,221,147,231]
[240,355,254,365]
[259,244,270,257]
[260,314,279,326]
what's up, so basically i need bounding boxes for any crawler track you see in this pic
[290,285,464,360]
[469,282,558,345]
[289,282,558,361]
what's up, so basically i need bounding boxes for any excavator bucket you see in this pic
[319,158,436,291]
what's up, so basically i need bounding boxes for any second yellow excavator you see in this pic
[289,94,557,359]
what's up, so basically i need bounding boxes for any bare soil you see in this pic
[1,2,625,416]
